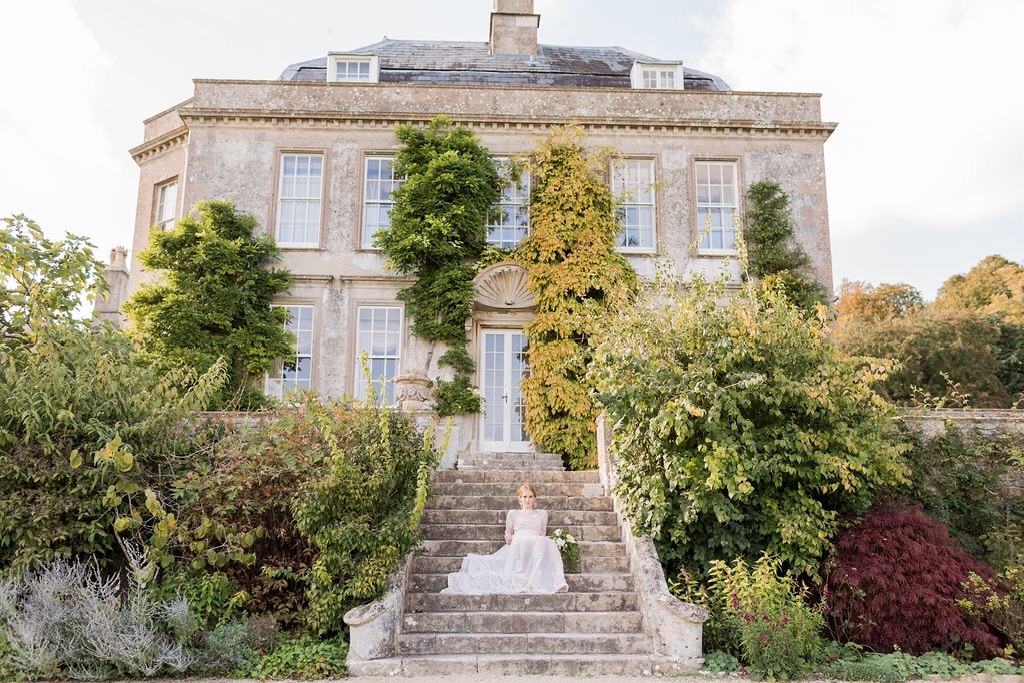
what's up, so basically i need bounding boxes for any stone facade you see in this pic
[120,1,836,455]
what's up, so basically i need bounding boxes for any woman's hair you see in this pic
[517,483,537,499]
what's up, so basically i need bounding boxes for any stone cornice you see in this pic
[177,107,836,139]
[130,125,189,165]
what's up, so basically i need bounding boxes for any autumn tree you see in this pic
[835,280,924,323]
[124,200,292,409]
[934,254,1024,323]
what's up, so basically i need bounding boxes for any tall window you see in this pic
[154,180,178,230]
[611,159,655,251]
[363,156,402,248]
[355,305,402,404]
[265,304,314,399]
[695,161,738,252]
[486,160,530,248]
[276,153,323,246]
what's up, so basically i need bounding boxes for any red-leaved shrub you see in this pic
[823,504,1001,658]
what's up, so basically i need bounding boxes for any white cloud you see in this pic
[0,0,126,245]
[703,0,1024,237]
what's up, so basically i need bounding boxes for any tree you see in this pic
[375,115,501,377]
[935,255,1024,323]
[742,181,828,313]
[515,128,638,469]
[1,214,108,344]
[124,200,292,409]
[833,306,1012,408]
[592,275,910,576]
[835,280,924,323]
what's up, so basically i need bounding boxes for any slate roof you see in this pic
[279,39,730,91]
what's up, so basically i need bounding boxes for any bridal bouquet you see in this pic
[550,528,579,573]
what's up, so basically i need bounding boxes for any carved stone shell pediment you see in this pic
[473,262,535,311]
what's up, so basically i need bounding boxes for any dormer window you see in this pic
[328,54,379,82]
[631,62,684,90]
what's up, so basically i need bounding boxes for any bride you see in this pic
[441,483,569,594]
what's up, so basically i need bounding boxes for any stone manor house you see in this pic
[103,0,836,456]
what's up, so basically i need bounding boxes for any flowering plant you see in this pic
[550,528,579,573]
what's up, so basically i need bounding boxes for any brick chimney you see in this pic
[489,0,540,56]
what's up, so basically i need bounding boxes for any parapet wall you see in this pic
[895,409,1024,439]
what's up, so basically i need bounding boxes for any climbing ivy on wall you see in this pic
[375,116,501,413]
[515,127,639,469]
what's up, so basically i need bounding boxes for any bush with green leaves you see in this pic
[899,423,1024,567]
[188,615,278,677]
[706,554,826,680]
[165,394,438,636]
[376,115,501,394]
[242,634,348,680]
[592,274,910,576]
[0,322,226,574]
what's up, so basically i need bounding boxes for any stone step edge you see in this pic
[346,652,702,677]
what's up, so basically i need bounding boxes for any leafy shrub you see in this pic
[292,398,438,635]
[817,658,904,682]
[707,554,826,680]
[433,373,481,416]
[823,504,1001,658]
[701,649,741,673]
[515,127,639,469]
[188,615,278,676]
[0,555,193,680]
[593,274,910,576]
[899,423,1024,569]
[0,323,225,574]
[171,394,437,635]
[242,634,347,680]
[959,555,1024,656]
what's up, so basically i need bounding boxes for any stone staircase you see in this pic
[344,452,706,677]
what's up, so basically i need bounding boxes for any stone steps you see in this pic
[345,455,705,677]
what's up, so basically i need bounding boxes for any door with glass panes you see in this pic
[479,329,530,452]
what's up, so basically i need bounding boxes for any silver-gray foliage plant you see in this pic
[0,547,193,679]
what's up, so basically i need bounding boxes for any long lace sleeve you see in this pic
[505,509,516,542]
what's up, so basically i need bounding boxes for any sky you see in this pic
[1,0,1021,302]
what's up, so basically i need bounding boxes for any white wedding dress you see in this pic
[441,508,569,594]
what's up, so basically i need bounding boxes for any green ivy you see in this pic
[375,116,501,403]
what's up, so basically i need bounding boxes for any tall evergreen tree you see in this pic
[124,200,291,409]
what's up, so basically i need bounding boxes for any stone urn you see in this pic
[392,370,435,411]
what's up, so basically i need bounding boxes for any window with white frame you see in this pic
[362,156,402,248]
[695,161,738,252]
[328,54,379,82]
[276,153,323,246]
[630,62,684,89]
[265,304,314,399]
[611,158,656,251]
[355,305,402,404]
[486,160,530,248]
[154,179,178,230]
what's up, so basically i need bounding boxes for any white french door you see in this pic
[480,329,531,452]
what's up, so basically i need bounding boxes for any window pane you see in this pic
[276,154,322,246]
[363,157,403,248]
[612,159,655,252]
[265,305,315,399]
[355,306,402,404]
[696,162,739,252]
